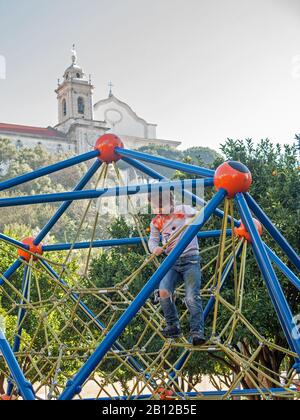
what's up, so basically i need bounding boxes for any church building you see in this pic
[0,47,181,154]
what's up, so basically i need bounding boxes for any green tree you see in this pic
[0,139,109,242]
[87,138,299,396]
[1,136,299,397]
[0,224,81,393]
[136,144,220,179]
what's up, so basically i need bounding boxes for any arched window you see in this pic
[76,73,81,79]
[78,97,85,115]
[62,99,67,117]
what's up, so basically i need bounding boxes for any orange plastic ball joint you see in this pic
[234,219,263,243]
[94,134,124,163]
[17,237,43,262]
[0,394,12,401]
[214,161,252,199]
[156,387,175,400]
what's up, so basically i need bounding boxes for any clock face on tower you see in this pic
[104,109,123,128]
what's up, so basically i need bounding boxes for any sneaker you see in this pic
[190,332,207,347]
[161,325,182,339]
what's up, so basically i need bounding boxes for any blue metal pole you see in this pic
[0,328,35,400]
[0,233,29,251]
[34,160,102,245]
[59,189,226,400]
[92,386,298,400]
[39,260,152,382]
[236,193,300,365]
[122,156,166,181]
[0,179,212,208]
[43,237,143,251]
[0,259,23,287]
[42,230,233,252]
[0,150,100,193]
[245,193,300,272]
[122,157,240,227]
[169,243,243,379]
[7,266,30,396]
[265,245,300,292]
[116,148,215,178]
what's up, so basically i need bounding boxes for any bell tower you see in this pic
[56,46,94,126]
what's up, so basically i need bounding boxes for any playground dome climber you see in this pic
[214,161,252,198]
[94,133,124,163]
[17,237,43,262]
[234,219,263,243]
[0,134,299,401]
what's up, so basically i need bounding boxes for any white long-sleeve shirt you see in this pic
[148,205,199,257]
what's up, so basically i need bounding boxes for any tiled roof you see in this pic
[0,123,66,139]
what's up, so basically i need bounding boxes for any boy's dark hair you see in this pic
[148,188,175,213]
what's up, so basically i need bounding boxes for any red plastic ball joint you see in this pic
[214,161,252,198]
[17,237,43,262]
[94,134,124,163]
[234,219,263,243]
[156,387,175,400]
[0,394,12,401]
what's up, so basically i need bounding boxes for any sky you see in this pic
[0,0,300,151]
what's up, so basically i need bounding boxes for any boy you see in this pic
[148,191,206,346]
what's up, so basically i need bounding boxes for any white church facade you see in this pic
[0,48,181,154]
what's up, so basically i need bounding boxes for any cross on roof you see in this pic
[108,81,114,97]
[71,44,77,65]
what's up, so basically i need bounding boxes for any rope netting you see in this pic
[0,161,299,401]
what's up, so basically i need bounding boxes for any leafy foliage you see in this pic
[0,136,299,396]
[89,138,300,390]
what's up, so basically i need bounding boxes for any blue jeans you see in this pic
[159,254,204,335]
